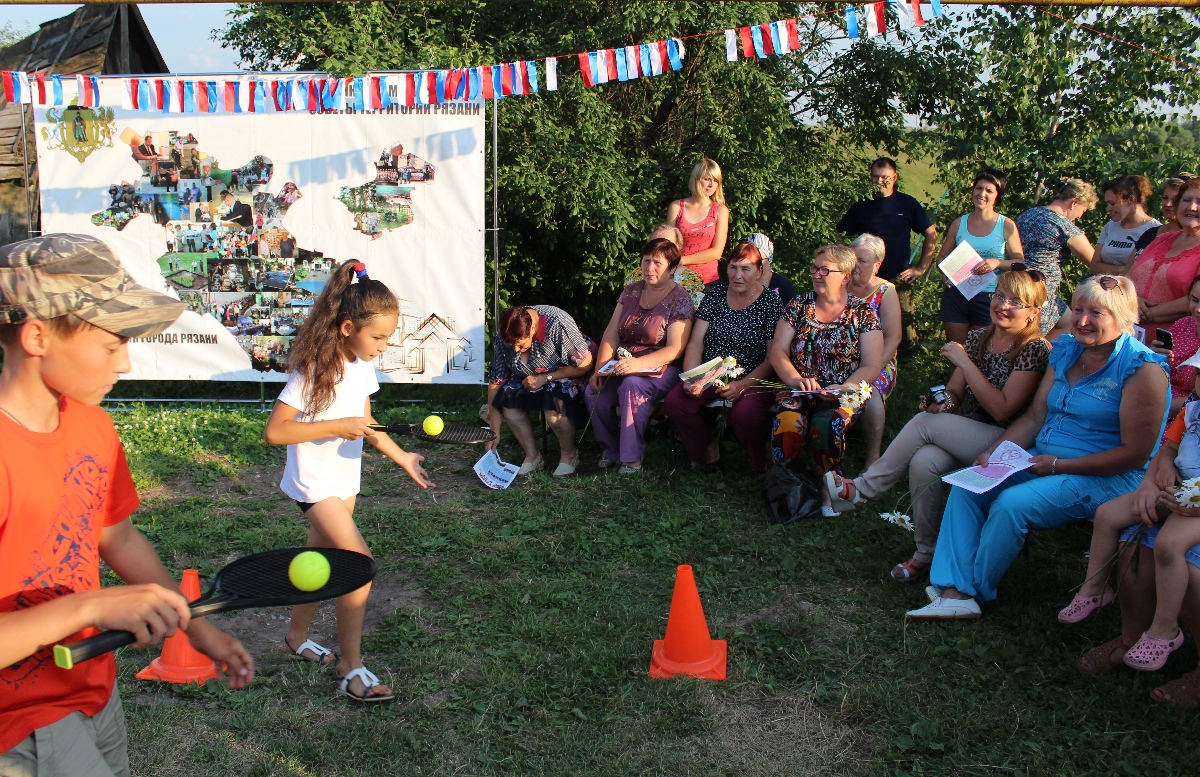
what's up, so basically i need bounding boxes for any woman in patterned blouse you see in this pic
[488,306,594,477]
[586,238,695,474]
[768,245,885,515]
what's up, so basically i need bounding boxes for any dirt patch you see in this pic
[728,596,815,631]
[209,568,428,664]
[680,689,876,775]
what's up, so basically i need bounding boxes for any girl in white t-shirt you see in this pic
[265,259,434,702]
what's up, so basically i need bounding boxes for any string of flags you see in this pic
[0,6,945,110]
[845,1,944,40]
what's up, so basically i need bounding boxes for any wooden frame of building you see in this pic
[0,4,168,246]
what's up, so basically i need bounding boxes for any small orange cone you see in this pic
[649,564,727,681]
[135,569,219,685]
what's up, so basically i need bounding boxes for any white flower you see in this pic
[616,346,633,359]
[880,512,914,531]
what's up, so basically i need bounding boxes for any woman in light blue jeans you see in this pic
[907,275,1169,620]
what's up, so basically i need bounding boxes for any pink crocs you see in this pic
[1123,630,1186,672]
[1057,589,1115,624]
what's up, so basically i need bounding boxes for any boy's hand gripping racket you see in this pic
[53,548,376,670]
[368,422,496,445]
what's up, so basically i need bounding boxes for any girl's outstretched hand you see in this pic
[397,450,435,489]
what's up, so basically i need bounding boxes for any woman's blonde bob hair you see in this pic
[849,233,886,266]
[813,244,858,275]
[689,158,726,205]
[1072,275,1139,335]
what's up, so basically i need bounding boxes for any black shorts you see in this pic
[938,284,992,327]
[295,500,316,514]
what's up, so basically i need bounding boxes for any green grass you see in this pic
[109,280,1197,776]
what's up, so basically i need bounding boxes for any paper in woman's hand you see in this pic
[596,359,663,376]
[941,441,1034,493]
[938,242,996,301]
[474,450,519,489]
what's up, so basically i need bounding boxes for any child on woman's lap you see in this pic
[264,260,434,702]
[1061,400,1200,671]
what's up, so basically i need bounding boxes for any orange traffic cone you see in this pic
[649,564,727,681]
[135,569,220,685]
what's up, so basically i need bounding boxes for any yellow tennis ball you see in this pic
[288,551,330,592]
[422,415,444,436]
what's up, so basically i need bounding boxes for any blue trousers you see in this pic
[930,464,1142,602]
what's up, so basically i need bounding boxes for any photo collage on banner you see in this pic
[35,87,486,382]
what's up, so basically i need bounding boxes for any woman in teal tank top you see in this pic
[935,168,1027,344]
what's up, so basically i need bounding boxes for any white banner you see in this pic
[34,92,486,383]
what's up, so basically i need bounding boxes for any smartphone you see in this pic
[1156,328,1174,351]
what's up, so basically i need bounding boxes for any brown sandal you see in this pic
[1151,669,1200,709]
[1078,637,1129,676]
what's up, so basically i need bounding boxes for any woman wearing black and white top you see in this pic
[1097,175,1160,272]
[664,242,785,473]
[488,306,593,477]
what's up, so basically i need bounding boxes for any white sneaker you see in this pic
[925,585,943,603]
[617,464,643,475]
[906,596,981,620]
[597,457,617,469]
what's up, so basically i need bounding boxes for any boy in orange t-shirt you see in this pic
[0,235,254,776]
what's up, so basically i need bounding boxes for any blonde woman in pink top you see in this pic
[666,158,730,285]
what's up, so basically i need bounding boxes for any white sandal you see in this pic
[823,471,866,513]
[286,637,335,665]
[338,666,394,702]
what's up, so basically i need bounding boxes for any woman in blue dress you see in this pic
[907,275,1169,620]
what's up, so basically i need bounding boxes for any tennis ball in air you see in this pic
[289,551,331,592]
[422,415,445,436]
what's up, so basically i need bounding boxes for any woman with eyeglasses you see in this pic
[1129,178,1200,326]
[934,168,1026,345]
[768,245,884,516]
[826,269,1049,582]
[1015,178,1099,337]
[906,275,1168,620]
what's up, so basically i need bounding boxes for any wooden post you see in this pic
[118,4,130,73]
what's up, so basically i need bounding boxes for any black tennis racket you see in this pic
[53,548,376,670]
[369,422,496,445]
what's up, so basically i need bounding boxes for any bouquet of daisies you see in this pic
[1175,477,1200,508]
[838,380,874,414]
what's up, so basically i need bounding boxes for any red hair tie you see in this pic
[353,262,368,280]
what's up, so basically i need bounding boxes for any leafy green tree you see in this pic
[221,1,960,332]
[0,21,29,49]
[910,6,1200,234]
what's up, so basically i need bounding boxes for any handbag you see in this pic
[762,461,823,524]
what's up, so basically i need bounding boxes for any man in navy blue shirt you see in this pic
[837,157,938,346]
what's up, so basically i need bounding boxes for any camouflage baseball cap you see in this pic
[0,233,186,338]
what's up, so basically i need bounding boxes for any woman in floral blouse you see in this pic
[768,245,884,515]
[488,305,594,477]
[586,238,695,474]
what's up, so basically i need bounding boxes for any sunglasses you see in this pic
[1096,275,1121,290]
[1008,263,1047,283]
